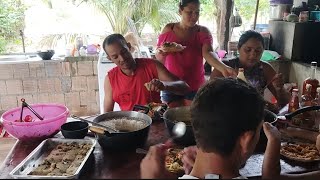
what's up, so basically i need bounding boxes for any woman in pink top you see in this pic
[156,0,236,103]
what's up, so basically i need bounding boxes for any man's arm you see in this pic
[263,62,290,108]
[262,122,281,179]
[103,75,115,113]
[154,60,190,95]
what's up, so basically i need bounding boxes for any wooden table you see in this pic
[0,120,320,179]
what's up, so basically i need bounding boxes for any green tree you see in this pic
[85,0,180,35]
[0,0,26,53]
[234,0,269,21]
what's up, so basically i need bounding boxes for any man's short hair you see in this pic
[191,78,265,156]
[102,33,127,51]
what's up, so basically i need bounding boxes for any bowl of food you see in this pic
[37,50,55,60]
[61,121,89,139]
[90,111,152,150]
[0,103,69,141]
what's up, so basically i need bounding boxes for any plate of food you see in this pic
[280,143,320,162]
[159,42,186,53]
[133,103,168,121]
[165,148,184,173]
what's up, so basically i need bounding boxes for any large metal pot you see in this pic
[92,111,152,151]
[163,106,195,146]
[163,106,280,149]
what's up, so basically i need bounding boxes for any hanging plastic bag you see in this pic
[232,7,242,27]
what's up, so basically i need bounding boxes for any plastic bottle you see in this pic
[301,84,314,127]
[301,84,313,107]
[288,88,299,113]
[237,68,248,83]
[302,62,319,99]
[312,87,320,106]
[79,47,87,56]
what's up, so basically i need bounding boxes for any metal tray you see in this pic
[10,138,96,179]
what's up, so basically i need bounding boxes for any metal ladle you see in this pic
[136,122,186,154]
[171,122,187,139]
[71,114,118,133]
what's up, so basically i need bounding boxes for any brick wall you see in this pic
[0,56,100,117]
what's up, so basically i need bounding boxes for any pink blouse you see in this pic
[157,29,213,91]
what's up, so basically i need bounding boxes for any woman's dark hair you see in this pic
[179,0,200,9]
[191,78,265,156]
[237,30,264,49]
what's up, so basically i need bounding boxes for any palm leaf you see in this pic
[38,33,90,49]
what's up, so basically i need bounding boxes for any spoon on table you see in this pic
[136,122,187,154]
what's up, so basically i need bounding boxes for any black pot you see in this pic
[255,109,277,152]
[60,121,89,139]
[92,111,152,151]
[163,106,196,146]
[37,50,55,60]
[163,106,278,149]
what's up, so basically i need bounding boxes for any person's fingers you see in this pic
[183,163,192,175]
[182,152,196,167]
[263,122,271,133]
[146,145,156,158]
[150,79,164,92]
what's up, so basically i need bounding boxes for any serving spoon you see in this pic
[71,114,118,133]
[136,122,186,154]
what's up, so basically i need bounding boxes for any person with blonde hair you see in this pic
[124,32,140,54]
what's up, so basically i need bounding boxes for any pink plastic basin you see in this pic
[0,103,69,141]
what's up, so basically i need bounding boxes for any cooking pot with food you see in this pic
[91,111,152,150]
[162,106,301,150]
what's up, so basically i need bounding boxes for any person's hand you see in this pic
[156,47,169,56]
[221,66,237,78]
[145,79,165,92]
[263,122,281,144]
[140,144,174,179]
[272,73,284,89]
[316,134,320,151]
[182,146,198,175]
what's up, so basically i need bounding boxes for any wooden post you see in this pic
[214,0,234,51]
[253,0,260,30]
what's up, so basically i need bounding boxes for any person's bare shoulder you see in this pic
[198,25,211,34]
[261,61,276,73]
[161,23,176,34]
[261,61,277,81]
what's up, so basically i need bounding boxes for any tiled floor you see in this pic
[0,138,16,166]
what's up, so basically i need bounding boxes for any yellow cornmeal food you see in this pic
[28,142,91,176]
[280,143,320,161]
[165,148,184,173]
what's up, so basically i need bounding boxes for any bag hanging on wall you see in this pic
[232,7,242,27]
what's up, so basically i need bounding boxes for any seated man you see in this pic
[102,34,190,112]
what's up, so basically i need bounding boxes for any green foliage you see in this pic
[85,0,180,35]
[200,0,216,21]
[0,0,26,53]
[234,0,269,21]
